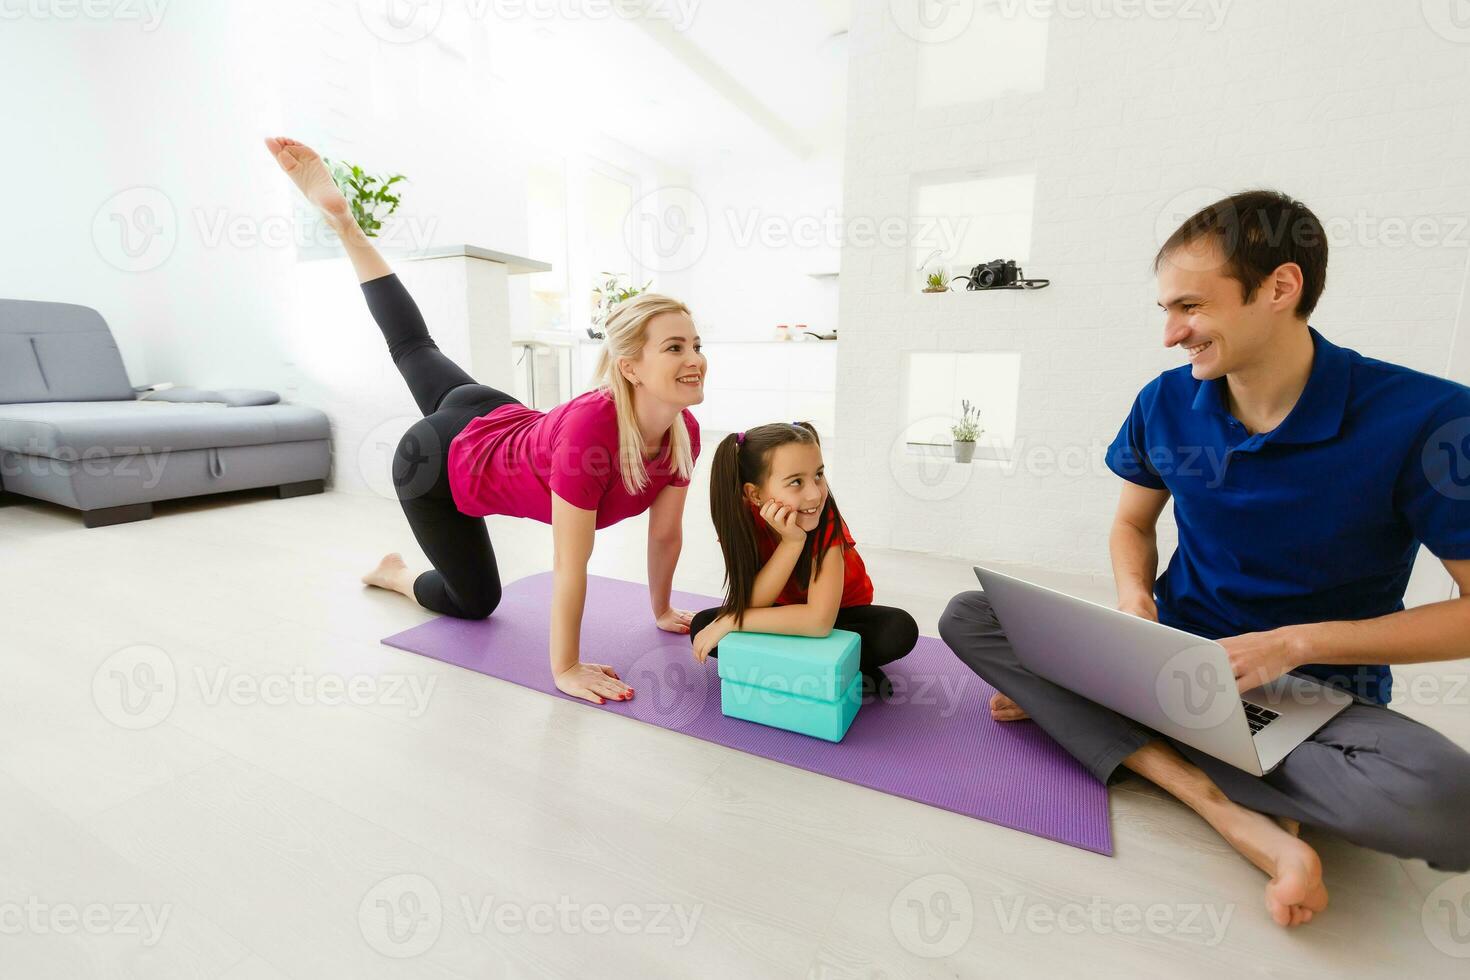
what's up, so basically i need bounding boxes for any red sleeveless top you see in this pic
[749,501,874,608]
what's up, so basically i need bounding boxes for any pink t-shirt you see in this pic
[447,388,700,529]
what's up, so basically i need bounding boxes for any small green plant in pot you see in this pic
[951,399,983,463]
[589,272,652,339]
[923,269,949,293]
[324,158,406,238]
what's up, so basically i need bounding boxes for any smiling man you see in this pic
[940,190,1470,927]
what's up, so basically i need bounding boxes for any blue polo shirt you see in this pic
[1105,326,1470,704]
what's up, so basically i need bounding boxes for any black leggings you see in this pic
[689,603,919,677]
[366,274,521,619]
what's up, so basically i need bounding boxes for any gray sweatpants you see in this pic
[938,590,1470,871]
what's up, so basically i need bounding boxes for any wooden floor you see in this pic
[3,477,1467,979]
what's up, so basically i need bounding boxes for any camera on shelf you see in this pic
[955,259,1049,291]
[969,259,1018,289]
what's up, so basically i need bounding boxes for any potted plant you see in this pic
[324,158,406,238]
[923,269,950,293]
[951,399,983,463]
[589,272,652,339]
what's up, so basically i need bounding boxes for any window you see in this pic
[903,351,1022,460]
[916,4,1049,109]
[526,159,570,333]
[911,172,1036,290]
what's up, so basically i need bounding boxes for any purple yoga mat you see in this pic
[382,572,1112,854]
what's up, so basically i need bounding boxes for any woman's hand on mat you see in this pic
[691,614,736,663]
[655,607,695,634]
[554,662,633,705]
[1116,594,1159,622]
[1219,628,1303,694]
[758,499,807,544]
[989,692,1030,722]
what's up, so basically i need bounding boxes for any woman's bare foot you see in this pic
[1197,796,1328,927]
[362,552,416,599]
[263,136,351,225]
[989,691,1030,721]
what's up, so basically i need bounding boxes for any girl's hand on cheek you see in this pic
[760,499,807,544]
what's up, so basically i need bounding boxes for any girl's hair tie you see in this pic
[736,431,746,445]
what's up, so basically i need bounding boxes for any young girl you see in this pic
[689,422,918,700]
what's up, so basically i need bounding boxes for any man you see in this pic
[939,190,1470,927]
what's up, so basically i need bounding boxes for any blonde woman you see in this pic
[264,137,706,706]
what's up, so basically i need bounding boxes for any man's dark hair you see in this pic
[1154,189,1328,318]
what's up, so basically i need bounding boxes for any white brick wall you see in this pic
[835,0,1470,577]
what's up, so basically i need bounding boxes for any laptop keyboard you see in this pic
[1243,701,1281,735]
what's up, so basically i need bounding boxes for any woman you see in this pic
[264,137,707,706]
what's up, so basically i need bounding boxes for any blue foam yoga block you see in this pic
[716,629,862,741]
[716,628,861,701]
[720,672,863,742]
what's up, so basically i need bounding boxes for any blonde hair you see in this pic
[590,292,697,495]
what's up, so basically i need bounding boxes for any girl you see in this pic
[689,422,918,700]
[264,137,705,707]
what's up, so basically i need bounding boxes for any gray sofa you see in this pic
[0,299,332,527]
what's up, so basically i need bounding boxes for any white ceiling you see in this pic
[485,0,851,172]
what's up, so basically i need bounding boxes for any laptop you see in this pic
[973,565,1352,776]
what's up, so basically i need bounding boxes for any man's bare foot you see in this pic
[362,552,415,599]
[263,136,351,224]
[989,691,1030,722]
[1200,797,1328,927]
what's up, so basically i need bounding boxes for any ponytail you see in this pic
[709,421,846,629]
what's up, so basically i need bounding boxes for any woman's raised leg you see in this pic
[263,136,475,415]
